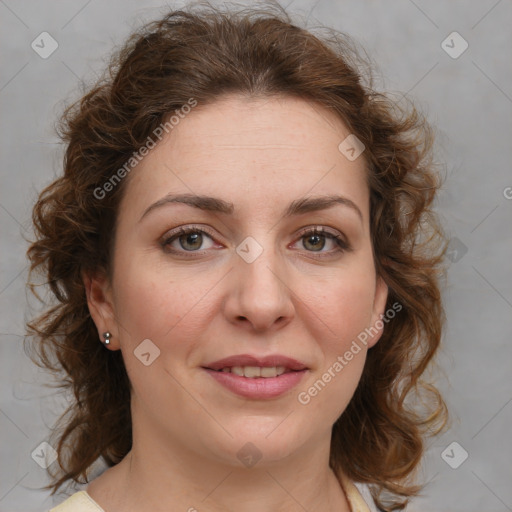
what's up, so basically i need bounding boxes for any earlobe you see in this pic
[82,270,120,349]
[367,276,389,349]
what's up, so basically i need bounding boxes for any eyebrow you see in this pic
[139,193,363,223]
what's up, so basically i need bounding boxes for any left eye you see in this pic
[292,228,349,253]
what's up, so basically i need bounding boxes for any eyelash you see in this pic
[160,225,351,259]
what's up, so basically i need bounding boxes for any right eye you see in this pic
[160,226,219,254]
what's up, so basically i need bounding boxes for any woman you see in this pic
[27,3,447,511]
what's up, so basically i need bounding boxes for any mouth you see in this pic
[203,354,308,374]
[205,365,298,378]
[201,354,309,399]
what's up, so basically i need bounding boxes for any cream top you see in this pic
[49,477,375,512]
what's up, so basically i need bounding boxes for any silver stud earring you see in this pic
[102,332,111,345]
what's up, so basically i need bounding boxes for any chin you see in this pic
[206,421,308,467]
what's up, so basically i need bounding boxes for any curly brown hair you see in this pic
[26,3,447,510]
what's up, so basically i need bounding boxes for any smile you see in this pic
[215,365,290,377]
[202,366,308,399]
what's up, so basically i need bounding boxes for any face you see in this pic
[87,94,388,468]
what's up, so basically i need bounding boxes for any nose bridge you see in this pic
[226,234,294,331]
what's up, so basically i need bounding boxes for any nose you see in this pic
[222,243,295,333]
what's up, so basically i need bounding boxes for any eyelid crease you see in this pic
[295,225,348,242]
[159,224,218,246]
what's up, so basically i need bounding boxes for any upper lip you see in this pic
[203,354,308,371]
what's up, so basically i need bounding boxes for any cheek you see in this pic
[112,265,219,413]
[301,269,376,352]
[112,254,221,345]
[295,275,373,422]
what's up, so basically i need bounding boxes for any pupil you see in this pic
[305,234,324,251]
[181,232,202,250]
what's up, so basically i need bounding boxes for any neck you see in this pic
[89,420,351,512]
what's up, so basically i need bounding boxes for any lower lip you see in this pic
[203,368,307,399]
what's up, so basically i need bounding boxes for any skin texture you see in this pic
[84,94,388,512]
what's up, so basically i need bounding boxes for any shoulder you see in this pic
[49,491,106,512]
[339,471,381,512]
[353,482,382,512]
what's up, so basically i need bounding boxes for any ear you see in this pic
[366,276,389,349]
[82,270,120,350]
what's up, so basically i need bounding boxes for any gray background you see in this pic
[1,0,511,511]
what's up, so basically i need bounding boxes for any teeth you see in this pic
[260,367,277,378]
[231,366,245,377]
[243,366,261,378]
[221,366,288,378]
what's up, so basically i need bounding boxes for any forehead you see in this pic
[119,94,369,222]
